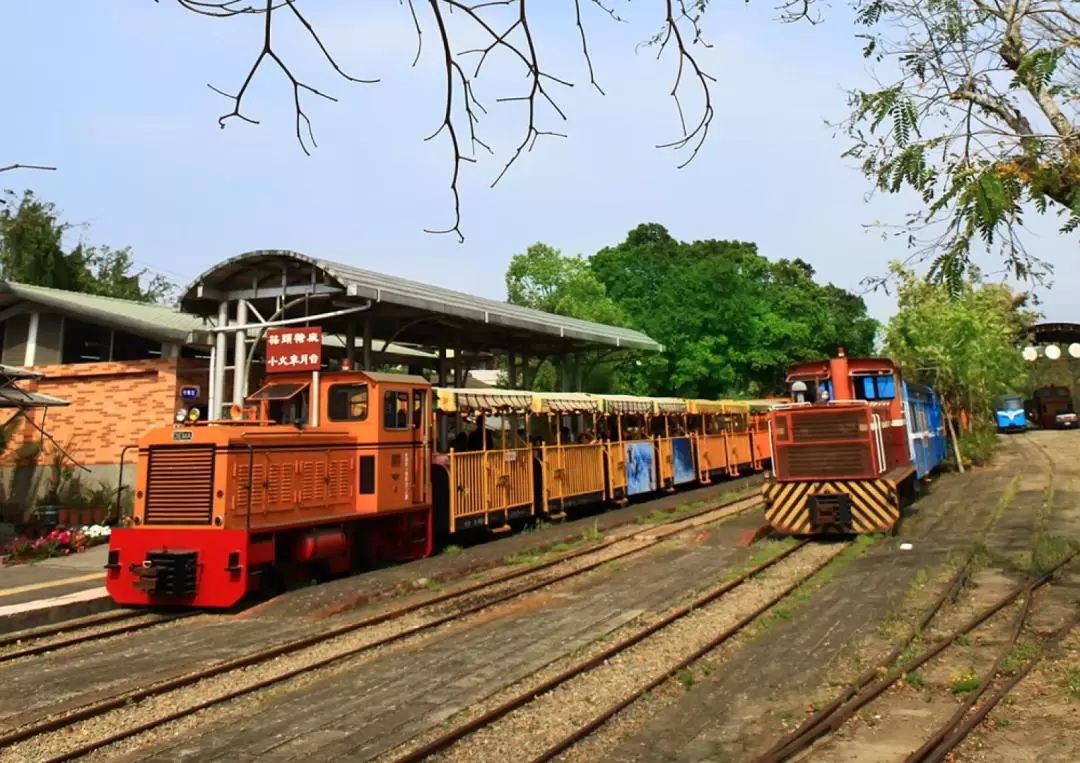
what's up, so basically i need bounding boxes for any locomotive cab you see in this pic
[106,368,434,609]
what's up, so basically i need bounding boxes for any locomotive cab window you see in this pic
[853,374,897,401]
[383,390,410,430]
[248,382,310,426]
[327,383,369,422]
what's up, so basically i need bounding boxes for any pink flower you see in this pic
[57,531,71,546]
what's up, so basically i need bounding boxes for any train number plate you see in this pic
[172,430,194,442]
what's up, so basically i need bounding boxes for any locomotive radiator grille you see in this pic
[144,445,216,525]
[789,410,865,442]
[776,442,874,479]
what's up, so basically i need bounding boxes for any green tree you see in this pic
[504,242,627,392]
[590,224,879,398]
[0,190,174,304]
[883,261,1036,466]
[843,0,1080,290]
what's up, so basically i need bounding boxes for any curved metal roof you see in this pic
[1026,322,1080,344]
[180,250,662,353]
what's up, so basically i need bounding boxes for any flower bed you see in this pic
[0,524,111,566]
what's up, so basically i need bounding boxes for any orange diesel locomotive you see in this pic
[106,370,433,609]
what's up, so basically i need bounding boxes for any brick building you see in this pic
[0,280,438,519]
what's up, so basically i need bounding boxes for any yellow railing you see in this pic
[605,442,627,500]
[657,437,674,487]
[542,443,605,510]
[447,448,534,528]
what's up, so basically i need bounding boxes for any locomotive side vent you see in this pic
[145,445,216,525]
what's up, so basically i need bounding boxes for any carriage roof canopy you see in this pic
[179,250,663,355]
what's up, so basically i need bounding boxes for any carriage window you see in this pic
[412,389,426,431]
[383,390,410,430]
[327,383,369,422]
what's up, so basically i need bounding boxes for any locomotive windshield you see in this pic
[247,382,310,426]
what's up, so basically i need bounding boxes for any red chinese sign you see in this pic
[265,327,323,373]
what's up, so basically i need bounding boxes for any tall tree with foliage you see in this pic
[590,224,878,398]
[0,190,173,304]
[883,261,1036,465]
[844,0,1079,290]
[505,242,628,392]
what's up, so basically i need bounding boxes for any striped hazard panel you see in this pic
[762,479,899,535]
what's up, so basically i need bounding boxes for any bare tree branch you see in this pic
[0,164,57,174]
[166,0,743,240]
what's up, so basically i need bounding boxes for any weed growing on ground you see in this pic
[1000,642,1040,676]
[442,544,462,556]
[950,667,980,694]
[955,634,971,646]
[1029,534,1077,576]
[426,579,443,592]
[675,668,695,689]
[581,520,602,542]
[904,671,925,689]
[994,715,1011,729]
[548,542,570,554]
[1065,668,1080,700]
[504,551,545,566]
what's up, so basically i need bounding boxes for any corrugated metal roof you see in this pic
[0,281,206,343]
[0,387,69,408]
[184,250,663,352]
[0,363,44,381]
[0,281,442,360]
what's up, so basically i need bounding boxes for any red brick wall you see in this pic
[4,357,209,466]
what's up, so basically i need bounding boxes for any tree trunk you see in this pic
[942,400,965,473]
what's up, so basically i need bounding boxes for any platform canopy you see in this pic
[179,250,662,355]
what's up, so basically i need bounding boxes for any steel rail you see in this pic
[904,584,1034,763]
[754,545,976,762]
[920,606,1080,763]
[7,495,765,759]
[390,539,826,763]
[0,613,197,664]
[755,548,1079,763]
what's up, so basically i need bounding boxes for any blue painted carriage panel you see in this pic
[903,381,947,478]
[671,437,696,485]
[624,441,656,496]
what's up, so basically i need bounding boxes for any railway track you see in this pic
[752,547,1080,763]
[1,492,767,763]
[381,538,848,763]
[0,610,196,664]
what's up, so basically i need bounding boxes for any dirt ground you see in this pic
[593,431,1076,763]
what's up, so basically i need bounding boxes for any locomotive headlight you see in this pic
[175,407,188,423]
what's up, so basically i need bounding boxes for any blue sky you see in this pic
[2,1,1075,325]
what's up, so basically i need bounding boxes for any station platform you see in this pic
[0,545,112,634]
